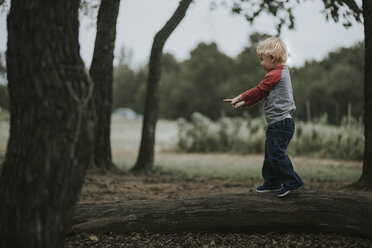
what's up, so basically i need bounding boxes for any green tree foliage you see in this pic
[162,42,234,120]
[223,0,362,33]
[0,52,5,78]
[113,63,146,114]
[291,42,364,124]
[112,34,364,125]
[158,53,183,119]
[0,86,8,110]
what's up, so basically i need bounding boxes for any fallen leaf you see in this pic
[89,235,99,242]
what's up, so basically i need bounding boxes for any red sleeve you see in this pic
[241,69,282,106]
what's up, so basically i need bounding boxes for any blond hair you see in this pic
[257,37,288,63]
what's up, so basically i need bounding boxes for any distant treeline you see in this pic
[113,33,364,125]
[0,34,364,125]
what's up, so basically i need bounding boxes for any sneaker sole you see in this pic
[256,188,281,193]
[278,190,291,197]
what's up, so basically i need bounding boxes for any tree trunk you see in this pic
[132,0,193,172]
[355,0,372,190]
[89,0,121,170]
[71,191,372,238]
[0,1,94,248]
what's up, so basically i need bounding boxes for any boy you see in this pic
[223,37,303,197]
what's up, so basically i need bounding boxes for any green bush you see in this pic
[177,112,266,154]
[177,112,364,161]
[289,119,364,160]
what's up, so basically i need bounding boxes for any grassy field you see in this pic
[110,115,362,183]
[0,112,363,184]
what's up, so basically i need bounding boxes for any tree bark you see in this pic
[0,1,94,248]
[355,0,372,190]
[71,191,372,238]
[89,0,121,170]
[132,0,193,171]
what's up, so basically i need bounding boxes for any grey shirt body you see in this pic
[264,66,296,125]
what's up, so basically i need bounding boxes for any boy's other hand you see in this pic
[223,98,245,109]
[232,101,245,109]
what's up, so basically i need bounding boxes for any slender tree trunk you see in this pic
[0,1,94,248]
[89,0,121,170]
[355,0,372,190]
[132,0,193,172]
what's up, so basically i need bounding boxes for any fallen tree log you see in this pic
[71,191,372,238]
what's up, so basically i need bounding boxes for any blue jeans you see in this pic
[262,118,304,190]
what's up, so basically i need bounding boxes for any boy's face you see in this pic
[259,54,277,72]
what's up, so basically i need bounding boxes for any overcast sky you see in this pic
[0,0,364,68]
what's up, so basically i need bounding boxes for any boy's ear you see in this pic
[269,54,276,63]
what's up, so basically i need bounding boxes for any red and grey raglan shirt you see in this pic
[241,65,296,125]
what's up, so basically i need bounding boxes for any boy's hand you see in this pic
[223,95,240,105]
[223,96,245,109]
[223,98,236,105]
[232,101,245,109]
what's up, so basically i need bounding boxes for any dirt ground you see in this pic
[65,169,372,247]
[77,170,369,204]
